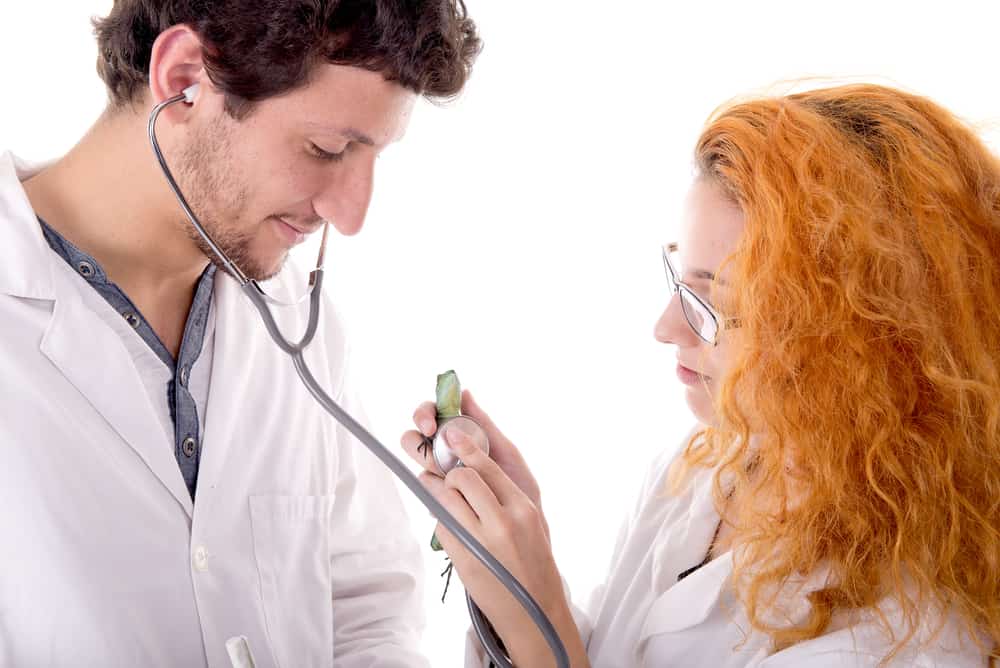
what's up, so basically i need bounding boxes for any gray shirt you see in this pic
[39,217,215,499]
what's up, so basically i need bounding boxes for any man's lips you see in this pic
[276,217,323,235]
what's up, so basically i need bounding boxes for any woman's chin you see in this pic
[684,388,718,427]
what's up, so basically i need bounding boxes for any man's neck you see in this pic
[22,108,210,358]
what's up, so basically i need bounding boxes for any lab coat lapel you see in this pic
[39,285,195,518]
[3,152,195,519]
[639,465,729,642]
[638,550,733,642]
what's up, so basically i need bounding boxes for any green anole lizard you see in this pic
[418,370,462,601]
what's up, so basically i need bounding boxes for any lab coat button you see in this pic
[123,312,140,328]
[77,261,95,278]
[193,546,209,572]
[182,437,197,458]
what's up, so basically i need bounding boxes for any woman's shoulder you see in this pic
[616,425,718,540]
[760,598,990,667]
[638,425,712,500]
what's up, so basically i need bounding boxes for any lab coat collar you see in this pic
[0,151,57,300]
[1,150,197,516]
[639,465,735,643]
[639,469,834,645]
[639,548,735,642]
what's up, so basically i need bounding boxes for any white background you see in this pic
[3,1,999,665]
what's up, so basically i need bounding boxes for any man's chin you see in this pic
[200,246,288,283]
[249,252,289,283]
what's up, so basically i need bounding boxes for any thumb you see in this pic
[461,389,542,511]
[461,389,519,459]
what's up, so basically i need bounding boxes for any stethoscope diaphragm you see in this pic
[431,415,490,474]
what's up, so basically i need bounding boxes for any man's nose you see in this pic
[313,156,376,237]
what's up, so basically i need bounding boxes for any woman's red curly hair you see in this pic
[681,84,1000,663]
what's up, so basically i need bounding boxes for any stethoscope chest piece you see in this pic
[432,415,490,474]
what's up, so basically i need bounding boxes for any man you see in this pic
[0,1,479,666]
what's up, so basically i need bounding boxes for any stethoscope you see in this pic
[148,83,568,668]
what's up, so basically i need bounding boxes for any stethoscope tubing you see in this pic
[149,91,565,668]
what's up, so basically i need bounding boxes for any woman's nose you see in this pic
[654,293,698,346]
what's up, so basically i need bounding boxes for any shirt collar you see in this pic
[38,216,111,283]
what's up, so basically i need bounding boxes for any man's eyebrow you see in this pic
[305,123,375,146]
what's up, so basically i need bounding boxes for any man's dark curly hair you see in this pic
[94,0,481,117]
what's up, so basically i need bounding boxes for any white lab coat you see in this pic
[468,439,988,667]
[0,151,429,668]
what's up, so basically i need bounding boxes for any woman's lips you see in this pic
[676,363,710,386]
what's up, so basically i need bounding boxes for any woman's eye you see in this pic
[308,142,346,162]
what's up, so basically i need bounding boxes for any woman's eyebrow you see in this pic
[686,268,718,282]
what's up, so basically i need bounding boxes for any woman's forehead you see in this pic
[678,178,744,275]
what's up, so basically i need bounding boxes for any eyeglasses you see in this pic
[662,242,738,346]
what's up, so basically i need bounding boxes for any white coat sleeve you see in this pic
[326,373,430,667]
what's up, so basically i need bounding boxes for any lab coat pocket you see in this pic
[250,494,335,668]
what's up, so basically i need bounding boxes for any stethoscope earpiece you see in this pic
[182,83,200,105]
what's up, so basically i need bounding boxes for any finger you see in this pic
[427,520,494,572]
[444,465,504,526]
[418,469,447,495]
[428,519,460,556]
[460,390,508,444]
[461,390,525,469]
[445,427,525,507]
[412,401,439,436]
[401,430,444,476]
[419,470,481,528]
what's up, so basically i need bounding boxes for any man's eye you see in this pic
[308,142,346,162]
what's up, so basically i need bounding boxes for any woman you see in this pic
[401,84,1000,667]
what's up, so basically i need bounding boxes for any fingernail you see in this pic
[445,427,473,454]
[420,420,435,435]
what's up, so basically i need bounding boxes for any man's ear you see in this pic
[147,24,205,108]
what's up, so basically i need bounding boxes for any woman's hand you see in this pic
[402,390,543,513]
[399,391,589,667]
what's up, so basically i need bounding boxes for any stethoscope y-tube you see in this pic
[149,85,567,668]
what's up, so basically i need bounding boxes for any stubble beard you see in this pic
[173,116,287,281]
